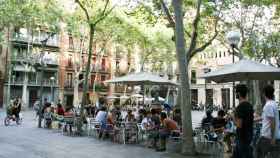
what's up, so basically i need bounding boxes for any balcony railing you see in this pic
[9,79,58,87]
[13,33,59,47]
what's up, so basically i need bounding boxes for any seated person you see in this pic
[201,109,214,132]
[224,113,236,153]
[56,103,65,116]
[7,100,16,119]
[95,106,108,138]
[107,110,115,126]
[156,112,178,152]
[125,109,136,123]
[44,107,53,128]
[141,111,152,130]
[211,110,226,134]
[12,98,21,120]
[173,108,182,127]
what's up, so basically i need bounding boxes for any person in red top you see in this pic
[56,103,65,116]
[156,112,178,152]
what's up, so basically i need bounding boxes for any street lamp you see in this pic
[226,30,241,108]
[50,76,55,102]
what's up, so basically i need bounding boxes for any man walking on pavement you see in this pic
[232,84,254,158]
[256,85,279,158]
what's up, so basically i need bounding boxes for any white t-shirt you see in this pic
[261,100,279,139]
[141,117,151,130]
[95,111,107,123]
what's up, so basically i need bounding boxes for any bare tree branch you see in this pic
[75,0,90,22]
[93,0,115,26]
[160,0,175,28]
[189,5,223,59]
[187,0,202,55]
[159,0,191,37]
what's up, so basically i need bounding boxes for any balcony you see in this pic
[7,77,58,87]
[64,82,73,89]
[13,32,59,47]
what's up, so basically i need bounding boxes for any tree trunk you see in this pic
[5,27,12,108]
[22,71,28,108]
[79,24,95,133]
[172,0,196,155]
[253,80,262,115]
[73,77,80,107]
[22,27,31,109]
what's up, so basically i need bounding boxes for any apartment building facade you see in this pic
[3,28,60,109]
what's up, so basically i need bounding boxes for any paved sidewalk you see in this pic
[0,110,226,158]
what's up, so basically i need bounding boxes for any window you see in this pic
[91,74,96,86]
[66,73,73,87]
[176,74,180,81]
[69,36,74,50]
[219,51,222,58]
[116,60,120,69]
[191,70,196,84]
[101,58,106,70]
[224,51,226,57]
[68,54,73,67]
[79,74,84,80]
[101,75,106,81]
[206,89,213,105]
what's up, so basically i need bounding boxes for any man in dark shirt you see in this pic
[233,84,254,158]
[201,110,214,132]
[212,110,226,133]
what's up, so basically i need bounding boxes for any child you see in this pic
[44,107,53,128]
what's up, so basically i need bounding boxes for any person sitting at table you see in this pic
[56,103,65,116]
[201,109,214,132]
[107,110,115,126]
[95,106,108,138]
[141,110,152,130]
[211,110,226,134]
[44,106,53,129]
[156,112,178,152]
[125,109,136,122]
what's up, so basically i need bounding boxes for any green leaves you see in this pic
[0,0,62,33]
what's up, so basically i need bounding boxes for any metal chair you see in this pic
[62,116,74,136]
[124,122,138,144]
[87,119,101,138]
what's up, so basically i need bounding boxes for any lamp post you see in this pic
[50,76,55,102]
[226,30,241,108]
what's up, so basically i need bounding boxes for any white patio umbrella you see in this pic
[106,72,177,106]
[131,94,143,98]
[106,95,119,99]
[200,59,280,83]
[105,72,178,86]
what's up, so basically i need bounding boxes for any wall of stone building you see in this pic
[275,81,280,102]
[213,88,222,107]
[197,88,206,105]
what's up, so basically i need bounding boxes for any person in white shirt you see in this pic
[256,85,279,158]
[95,106,108,125]
[141,111,152,130]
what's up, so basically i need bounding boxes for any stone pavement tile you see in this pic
[161,151,232,158]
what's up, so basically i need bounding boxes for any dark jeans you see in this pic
[256,137,280,158]
[232,140,253,158]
